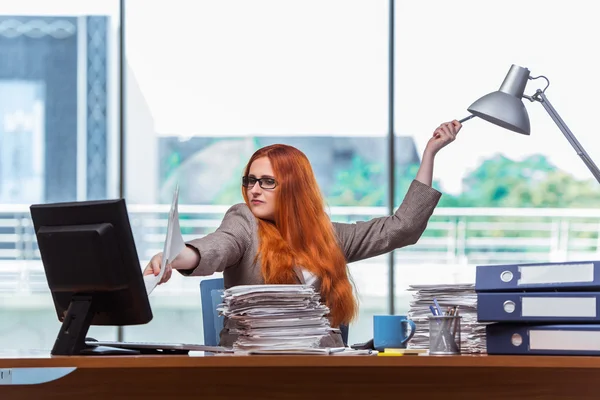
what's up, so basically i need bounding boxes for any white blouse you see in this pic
[301,268,318,287]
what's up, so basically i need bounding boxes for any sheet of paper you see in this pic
[144,185,186,295]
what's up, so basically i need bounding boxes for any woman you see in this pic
[144,120,461,346]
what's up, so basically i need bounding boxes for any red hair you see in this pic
[242,144,357,327]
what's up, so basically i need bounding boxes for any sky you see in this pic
[3,0,599,195]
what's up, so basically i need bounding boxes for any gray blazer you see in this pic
[182,179,441,347]
[184,179,441,286]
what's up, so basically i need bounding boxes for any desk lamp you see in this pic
[458,64,600,184]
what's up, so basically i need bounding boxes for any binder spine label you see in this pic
[521,297,597,317]
[517,262,594,285]
[529,330,600,351]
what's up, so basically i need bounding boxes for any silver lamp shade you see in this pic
[467,64,531,135]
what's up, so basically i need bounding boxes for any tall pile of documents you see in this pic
[407,283,487,354]
[218,284,332,352]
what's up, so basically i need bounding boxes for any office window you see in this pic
[125,0,389,344]
[0,0,121,350]
[394,0,600,308]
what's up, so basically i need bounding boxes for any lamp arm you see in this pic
[533,90,600,185]
[458,114,476,124]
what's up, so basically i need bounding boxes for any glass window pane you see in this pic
[125,0,389,346]
[0,1,121,351]
[394,0,600,305]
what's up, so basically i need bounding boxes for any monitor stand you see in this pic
[51,295,139,356]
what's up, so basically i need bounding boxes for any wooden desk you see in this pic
[0,350,598,399]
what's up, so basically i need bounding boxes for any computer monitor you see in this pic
[30,198,153,356]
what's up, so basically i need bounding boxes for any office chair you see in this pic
[199,277,225,346]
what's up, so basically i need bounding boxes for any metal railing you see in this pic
[2,204,600,295]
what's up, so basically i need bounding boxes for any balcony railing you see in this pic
[2,204,600,295]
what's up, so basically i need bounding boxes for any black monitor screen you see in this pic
[30,198,152,355]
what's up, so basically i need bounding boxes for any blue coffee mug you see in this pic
[373,315,416,350]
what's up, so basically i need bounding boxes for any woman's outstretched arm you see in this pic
[415,120,461,187]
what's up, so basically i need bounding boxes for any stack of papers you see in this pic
[218,284,332,353]
[406,284,487,354]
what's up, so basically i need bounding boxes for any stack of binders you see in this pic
[476,260,600,355]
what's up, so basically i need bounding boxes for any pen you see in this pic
[452,307,460,339]
[432,315,450,352]
[329,347,347,354]
[442,307,453,336]
[433,298,443,316]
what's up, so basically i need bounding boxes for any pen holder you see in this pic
[428,315,461,355]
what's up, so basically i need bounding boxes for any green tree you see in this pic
[458,154,600,208]
[450,154,600,252]
[394,163,460,207]
[459,154,556,207]
[327,156,458,208]
[504,170,600,208]
[327,156,387,207]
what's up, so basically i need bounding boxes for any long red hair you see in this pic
[242,144,357,327]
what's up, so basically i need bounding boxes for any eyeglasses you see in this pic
[242,176,278,189]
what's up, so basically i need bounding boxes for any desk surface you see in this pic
[2,349,600,369]
[1,350,599,400]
